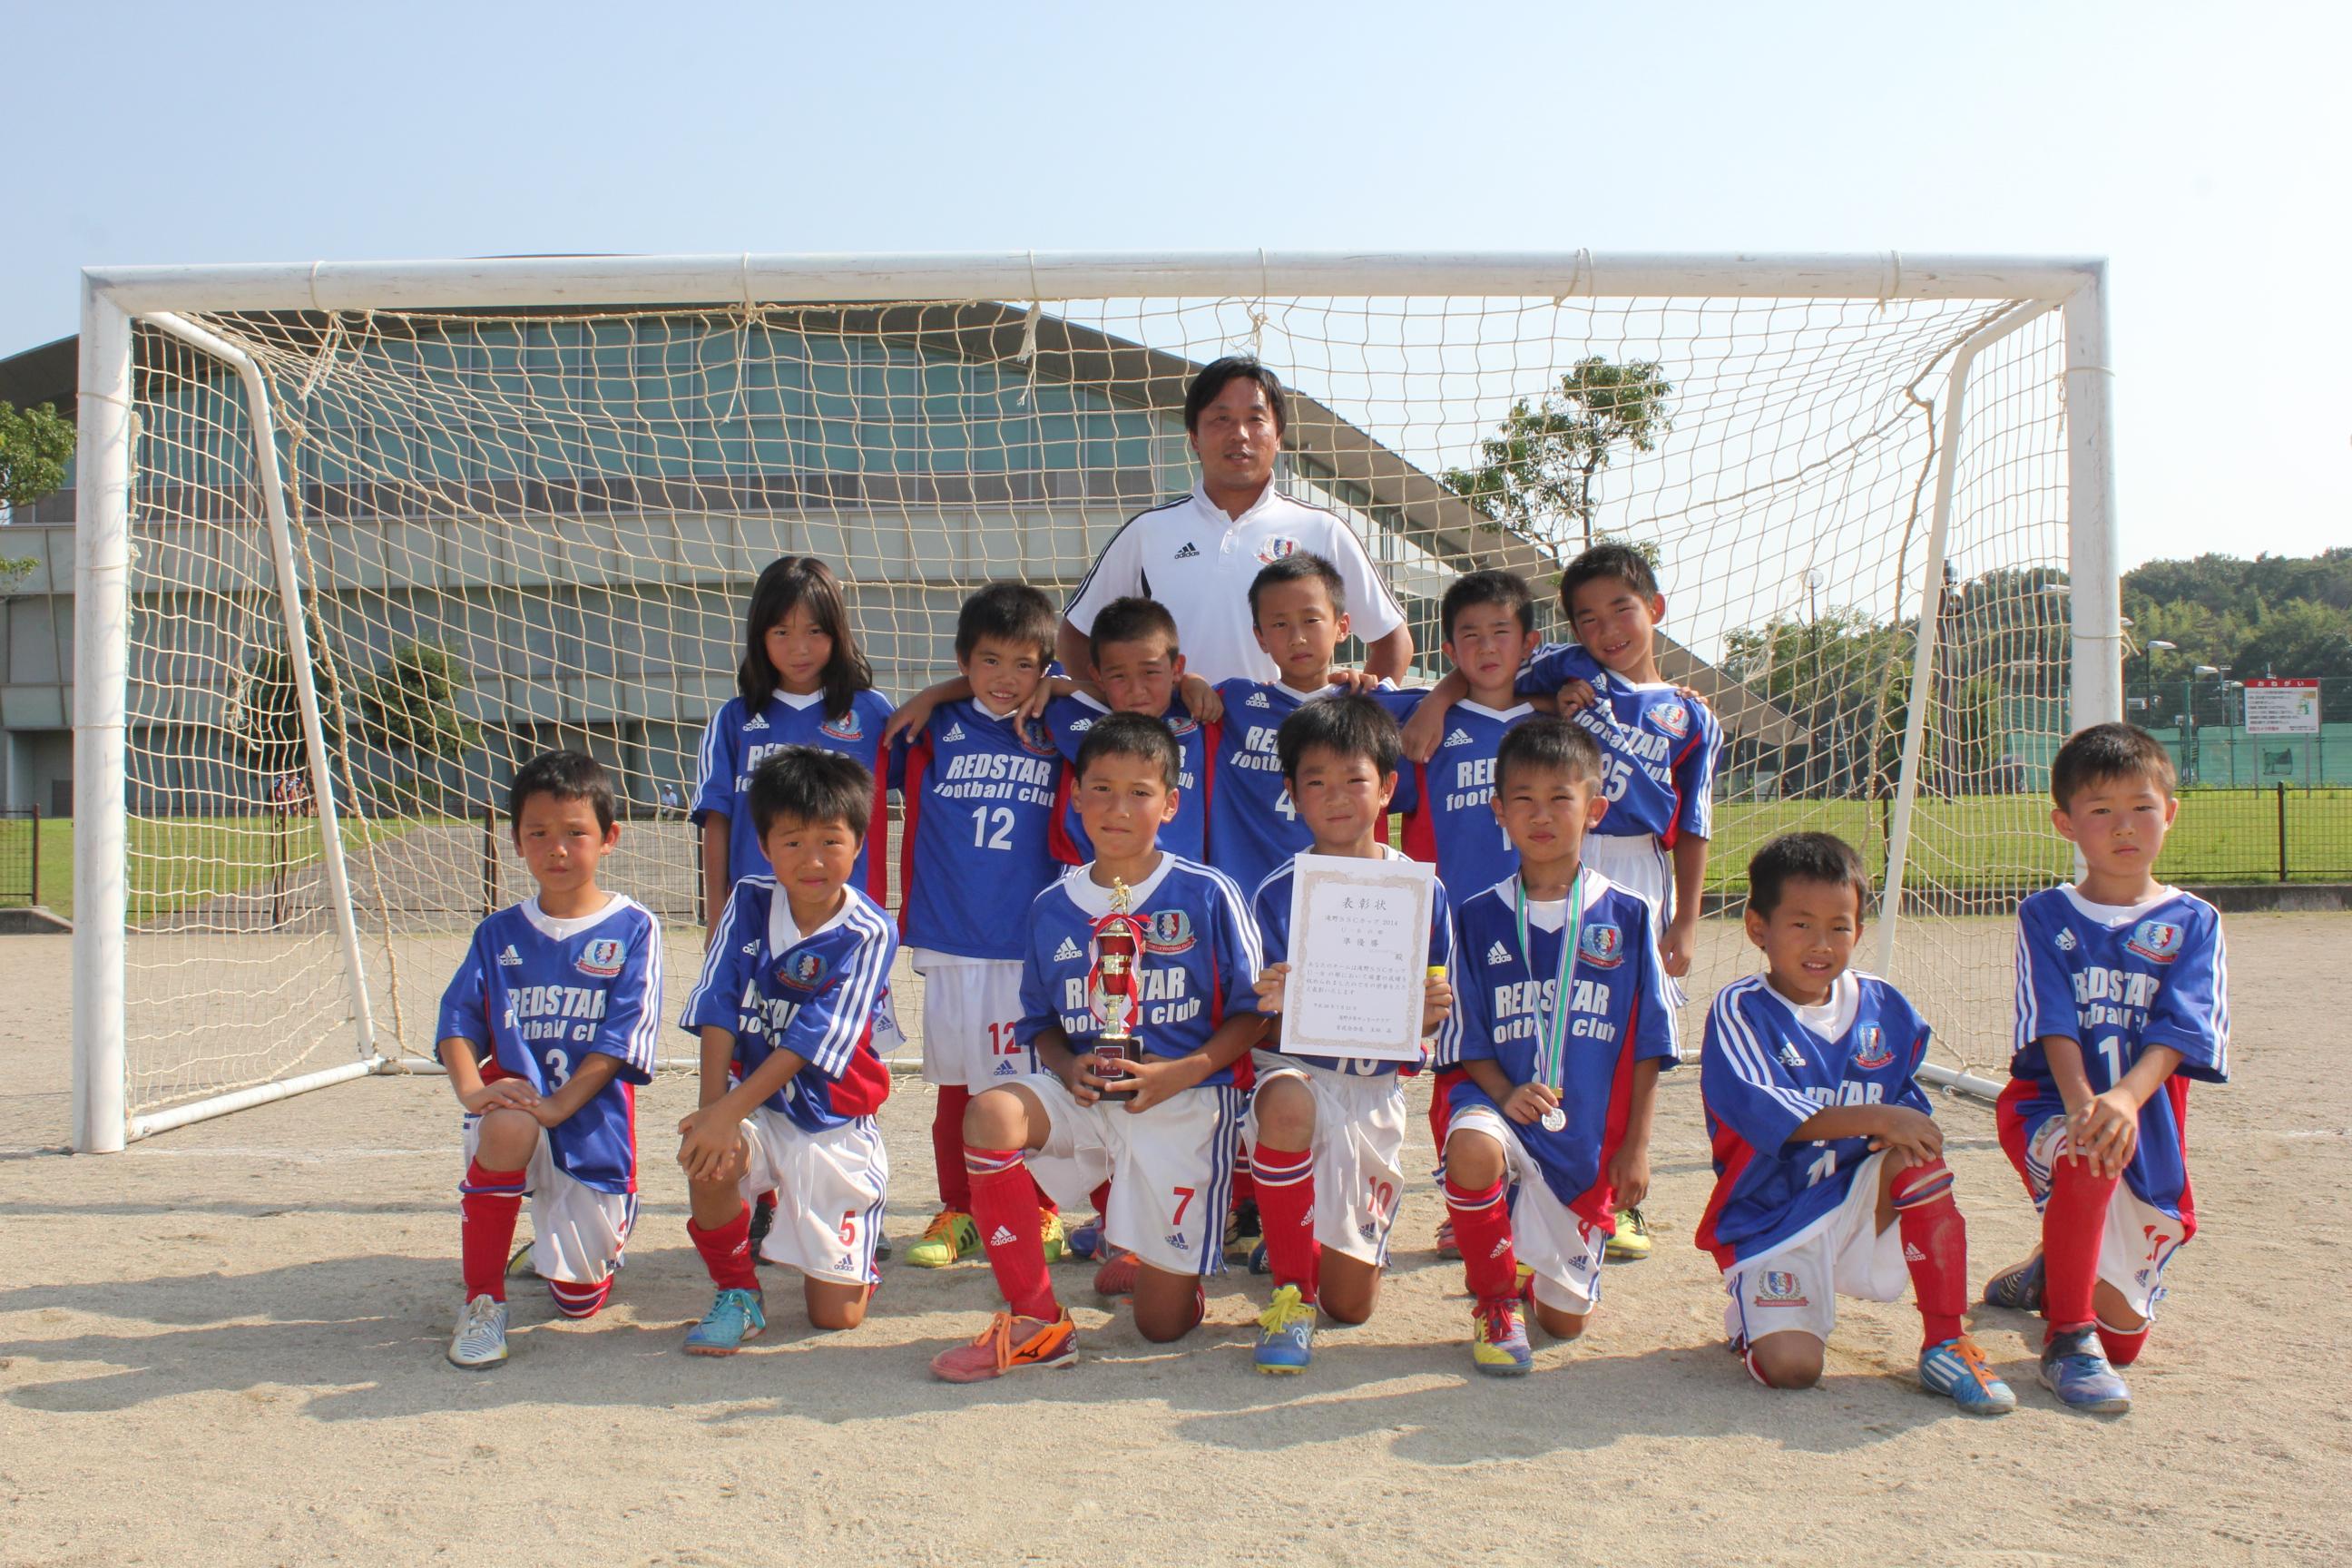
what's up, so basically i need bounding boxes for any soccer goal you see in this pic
[70,251,2119,1150]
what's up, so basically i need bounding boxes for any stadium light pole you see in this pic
[2136,639,2176,722]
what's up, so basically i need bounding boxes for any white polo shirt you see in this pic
[1063,482,1407,685]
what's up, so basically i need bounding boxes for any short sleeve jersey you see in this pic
[1516,643,1723,845]
[1043,691,1210,865]
[1696,972,1934,1266]
[1438,870,1679,1226]
[891,699,1063,962]
[1017,855,1263,1089]
[1250,845,1453,1077]
[679,878,897,1133]
[2009,885,2230,1220]
[1063,485,1407,686]
[1205,678,1362,899]
[692,689,895,897]
[436,895,663,1194]
[1376,689,1534,899]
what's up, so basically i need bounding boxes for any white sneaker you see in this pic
[447,1294,509,1368]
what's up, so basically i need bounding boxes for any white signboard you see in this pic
[2242,679,2321,736]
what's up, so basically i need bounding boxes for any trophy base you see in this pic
[1094,1040,1137,1103]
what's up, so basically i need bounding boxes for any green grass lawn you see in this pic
[0,816,408,922]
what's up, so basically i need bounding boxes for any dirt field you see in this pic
[4,916,2349,1567]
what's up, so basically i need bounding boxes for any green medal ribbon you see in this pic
[1514,870,1586,1095]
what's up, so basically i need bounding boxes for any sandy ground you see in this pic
[3,916,2349,1567]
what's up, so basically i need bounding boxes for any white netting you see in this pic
[119,290,2071,1122]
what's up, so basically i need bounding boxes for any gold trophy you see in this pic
[1086,877,1147,1103]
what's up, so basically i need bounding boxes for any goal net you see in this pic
[80,255,2110,1145]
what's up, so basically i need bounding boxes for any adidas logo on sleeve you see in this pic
[1173,541,1200,560]
[1053,936,1084,961]
[497,945,523,966]
[1485,940,1512,967]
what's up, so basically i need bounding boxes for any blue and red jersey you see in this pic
[1695,972,1933,1267]
[2004,885,2229,1224]
[1250,846,1453,1076]
[1017,855,1263,1088]
[1438,870,1678,1229]
[1204,678,1364,899]
[1044,691,1210,865]
[1515,643,1721,846]
[692,689,895,897]
[1377,689,1534,900]
[890,699,1063,962]
[436,895,663,1194]
[680,878,897,1133]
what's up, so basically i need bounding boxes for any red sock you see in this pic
[1890,1161,1967,1348]
[2097,1318,2150,1367]
[968,1147,1058,1321]
[1250,1143,1319,1302]
[1230,1152,1257,1210]
[1090,1180,1113,1215]
[933,1086,972,1210]
[1031,1168,1058,1216]
[690,1205,760,1293]
[2042,1155,2120,1339]
[1428,1068,1465,1161]
[459,1159,526,1302]
[548,1277,611,1319]
[1445,1176,1517,1303]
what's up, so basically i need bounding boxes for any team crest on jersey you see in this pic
[1168,713,1200,737]
[1851,1024,1894,1070]
[1256,536,1301,564]
[2126,919,2183,964]
[819,710,864,741]
[574,938,626,978]
[778,950,830,991]
[1577,923,1623,968]
[1753,1269,1809,1308]
[1017,725,1058,757]
[1649,702,1690,740]
[1142,908,1196,954]
[2055,926,2078,952]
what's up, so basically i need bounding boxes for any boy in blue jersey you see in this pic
[930,715,1269,1383]
[1437,719,1678,1376]
[436,752,663,1368]
[891,583,1069,1270]
[1988,723,2229,1415]
[1244,696,1454,1373]
[1044,596,1211,866]
[1696,832,2014,1414]
[675,748,899,1351]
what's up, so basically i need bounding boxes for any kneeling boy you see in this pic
[1697,831,2014,1414]
[436,751,663,1367]
[1439,718,1677,1376]
[930,713,1269,1381]
[676,747,898,1351]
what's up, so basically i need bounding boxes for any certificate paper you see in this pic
[1279,853,1436,1063]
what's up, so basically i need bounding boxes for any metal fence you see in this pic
[2160,785,2352,883]
[0,807,38,906]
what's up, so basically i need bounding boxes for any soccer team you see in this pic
[435,365,2227,1420]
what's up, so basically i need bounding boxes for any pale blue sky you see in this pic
[5,0,2344,567]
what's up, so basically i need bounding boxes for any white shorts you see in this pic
[462,1114,637,1287]
[1446,1104,1610,1317]
[916,958,1030,1092]
[1720,1150,1907,1347]
[1247,1053,1407,1267]
[734,1106,890,1287]
[1014,1072,1242,1279]
[1583,833,1687,1009]
[2019,1117,2189,1320]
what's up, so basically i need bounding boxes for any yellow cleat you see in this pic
[905,1209,981,1269]
[1605,1205,1653,1262]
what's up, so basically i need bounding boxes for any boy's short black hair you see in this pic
[1075,710,1182,792]
[1493,715,1604,792]
[956,581,1058,662]
[2050,721,2178,809]
[1276,693,1401,782]
[1183,355,1288,436]
[1249,551,1347,623]
[1746,831,1871,919]
[509,750,616,836]
[1560,541,1661,609]
[1443,568,1535,642]
[748,746,873,842]
[1089,596,1181,664]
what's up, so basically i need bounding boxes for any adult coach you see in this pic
[1056,357,1412,687]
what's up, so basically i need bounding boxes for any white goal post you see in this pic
[72,251,2119,1152]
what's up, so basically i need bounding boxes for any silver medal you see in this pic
[1540,1107,1567,1132]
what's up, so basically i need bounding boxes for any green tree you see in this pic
[230,632,343,786]
[1721,608,1912,798]
[357,642,478,810]
[1440,358,1674,552]
[0,401,75,515]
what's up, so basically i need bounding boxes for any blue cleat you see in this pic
[1247,1240,1270,1276]
[1065,1219,1109,1264]
[1983,1253,2046,1312]
[1919,1336,2017,1416]
[1253,1284,1317,1375]
[684,1287,766,1356]
[2039,1327,2131,1414]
